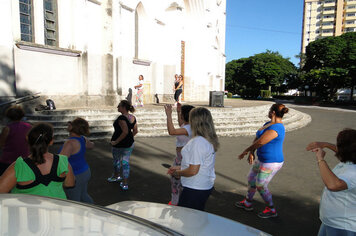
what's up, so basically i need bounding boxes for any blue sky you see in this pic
[225,0,304,66]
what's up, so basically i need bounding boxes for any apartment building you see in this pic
[301,0,356,53]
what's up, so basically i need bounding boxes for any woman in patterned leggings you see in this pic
[236,103,289,218]
[164,103,195,205]
[108,100,138,190]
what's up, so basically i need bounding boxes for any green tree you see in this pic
[225,51,297,98]
[302,32,356,101]
[340,33,356,101]
[225,58,248,95]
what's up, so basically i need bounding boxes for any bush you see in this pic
[273,95,297,100]
[260,90,271,98]
[227,93,232,98]
[294,96,320,104]
[240,88,260,98]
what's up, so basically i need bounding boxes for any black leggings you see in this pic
[178,186,213,211]
[174,89,182,102]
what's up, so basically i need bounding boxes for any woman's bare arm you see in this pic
[174,164,200,178]
[0,126,10,148]
[306,142,337,153]
[0,163,17,193]
[239,130,278,159]
[132,123,138,137]
[84,137,94,149]
[63,163,75,188]
[312,148,347,191]
[59,140,75,157]
[111,120,129,145]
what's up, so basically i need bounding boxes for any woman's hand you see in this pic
[248,152,255,165]
[312,148,326,161]
[177,103,182,113]
[164,104,173,116]
[167,166,180,175]
[110,141,117,146]
[238,151,248,160]
[306,142,325,151]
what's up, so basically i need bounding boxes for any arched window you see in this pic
[135,2,149,59]
[19,0,34,42]
[43,0,58,46]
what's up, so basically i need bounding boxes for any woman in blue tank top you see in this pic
[236,104,289,218]
[59,118,94,203]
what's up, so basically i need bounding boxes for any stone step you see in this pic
[48,113,300,133]
[22,105,311,143]
[54,116,310,142]
[30,110,300,130]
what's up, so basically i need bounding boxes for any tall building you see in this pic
[0,0,226,107]
[301,0,356,53]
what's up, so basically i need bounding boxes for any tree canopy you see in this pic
[301,32,356,100]
[225,51,297,97]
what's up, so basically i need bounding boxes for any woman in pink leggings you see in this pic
[236,103,289,218]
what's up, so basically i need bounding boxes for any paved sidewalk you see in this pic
[48,106,354,235]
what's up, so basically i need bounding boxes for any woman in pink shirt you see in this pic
[0,105,31,175]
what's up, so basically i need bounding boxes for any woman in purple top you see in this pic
[236,103,289,218]
[0,105,31,175]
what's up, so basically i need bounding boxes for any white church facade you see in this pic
[0,0,226,107]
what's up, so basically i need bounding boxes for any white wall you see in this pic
[0,0,16,96]
[14,48,82,95]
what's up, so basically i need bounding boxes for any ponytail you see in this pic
[27,123,53,164]
[270,103,289,118]
[118,100,135,113]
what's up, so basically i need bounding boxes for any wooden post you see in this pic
[181,40,185,101]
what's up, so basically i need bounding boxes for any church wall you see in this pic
[0,0,226,106]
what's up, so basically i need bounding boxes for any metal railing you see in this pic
[0,93,40,107]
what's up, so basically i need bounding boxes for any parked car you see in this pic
[0,194,270,236]
[107,201,270,236]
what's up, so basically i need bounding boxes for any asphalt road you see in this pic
[50,106,356,236]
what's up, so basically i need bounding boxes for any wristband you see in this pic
[317,159,326,164]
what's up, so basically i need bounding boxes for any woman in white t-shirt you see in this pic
[168,107,219,211]
[164,103,195,206]
[134,75,144,107]
[306,129,356,235]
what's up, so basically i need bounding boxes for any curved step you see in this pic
[26,105,311,143]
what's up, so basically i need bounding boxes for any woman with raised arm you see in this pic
[164,103,195,205]
[0,123,75,199]
[108,100,138,191]
[236,103,289,218]
[168,107,219,211]
[59,118,94,203]
[307,129,356,236]
[173,75,183,107]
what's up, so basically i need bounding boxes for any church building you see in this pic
[0,0,226,107]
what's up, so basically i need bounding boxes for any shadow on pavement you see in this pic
[50,139,321,236]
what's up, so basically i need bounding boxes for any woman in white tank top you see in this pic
[164,103,195,205]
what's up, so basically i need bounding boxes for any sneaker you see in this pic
[168,201,177,206]
[258,207,278,218]
[107,176,122,182]
[235,199,253,211]
[120,182,128,190]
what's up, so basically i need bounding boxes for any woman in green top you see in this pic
[0,123,75,199]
